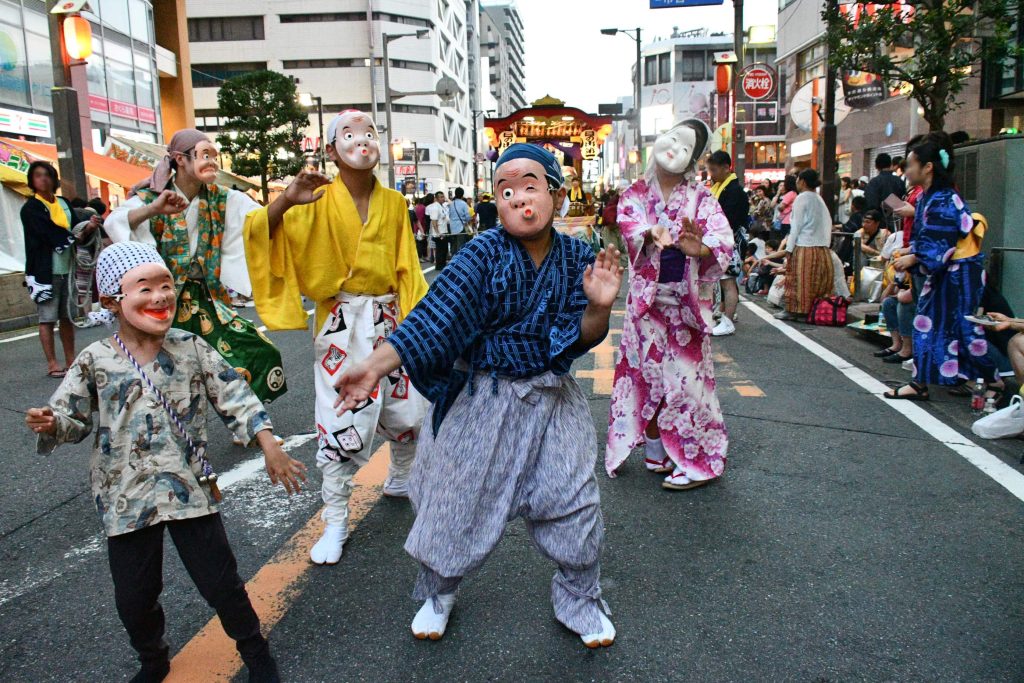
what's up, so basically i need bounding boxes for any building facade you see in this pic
[776,0,1023,179]
[480,0,525,116]
[186,0,478,193]
[0,0,191,146]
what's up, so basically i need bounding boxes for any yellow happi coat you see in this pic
[244,177,428,332]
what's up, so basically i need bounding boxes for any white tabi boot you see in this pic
[309,524,347,565]
[580,613,616,648]
[382,441,416,498]
[411,593,457,640]
[643,437,672,473]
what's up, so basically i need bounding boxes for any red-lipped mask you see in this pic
[494,158,556,240]
[112,263,177,336]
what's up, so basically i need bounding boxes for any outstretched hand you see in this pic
[25,407,56,435]
[677,217,705,257]
[284,169,331,206]
[334,361,382,415]
[583,247,623,309]
[262,440,307,495]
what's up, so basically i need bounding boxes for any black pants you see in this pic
[106,513,268,669]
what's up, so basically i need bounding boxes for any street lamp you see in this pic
[46,0,91,199]
[382,29,430,190]
[297,92,325,172]
[471,108,495,195]
[601,27,642,178]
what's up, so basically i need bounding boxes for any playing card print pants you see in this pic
[313,292,427,528]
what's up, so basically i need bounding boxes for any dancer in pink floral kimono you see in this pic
[605,119,735,490]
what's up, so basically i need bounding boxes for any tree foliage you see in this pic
[216,70,307,202]
[823,0,1021,131]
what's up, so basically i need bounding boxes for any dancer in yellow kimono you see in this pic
[244,110,429,565]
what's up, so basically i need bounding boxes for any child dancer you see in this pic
[334,144,622,648]
[25,242,306,683]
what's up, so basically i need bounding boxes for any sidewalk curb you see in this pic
[0,314,37,333]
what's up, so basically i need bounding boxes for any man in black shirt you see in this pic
[864,152,906,213]
[474,193,498,231]
[707,151,749,337]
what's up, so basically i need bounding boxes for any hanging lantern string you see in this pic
[112,333,220,499]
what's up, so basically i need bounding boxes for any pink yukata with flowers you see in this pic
[605,178,735,481]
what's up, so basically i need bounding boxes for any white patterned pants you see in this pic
[314,293,426,528]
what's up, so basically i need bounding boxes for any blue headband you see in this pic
[495,143,564,190]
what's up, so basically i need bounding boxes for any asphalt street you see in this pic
[0,273,1022,682]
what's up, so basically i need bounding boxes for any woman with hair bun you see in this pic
[761,168,834,321]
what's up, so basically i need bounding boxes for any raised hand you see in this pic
[25,407,56,435]
[150,190,189,216]
[649,224,674,250]
[583,247,623,309]
[284,169,331,206]
[677,217,705,257]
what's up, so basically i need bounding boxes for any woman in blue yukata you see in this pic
[333,143,623,648]
[885,132,998,401]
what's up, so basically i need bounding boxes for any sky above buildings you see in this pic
[517,0,779,113]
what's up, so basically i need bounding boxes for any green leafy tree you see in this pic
[823,0,1021,131]
[216,70,308,202]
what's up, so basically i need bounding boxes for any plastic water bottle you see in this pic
[984,397,997,415]
[970,377,986,414]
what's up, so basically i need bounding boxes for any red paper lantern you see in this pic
[715,64,732,95]
[63,15,92,61]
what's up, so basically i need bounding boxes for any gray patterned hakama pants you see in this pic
[405,371,608,635]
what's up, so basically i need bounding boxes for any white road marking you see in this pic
[0,330,41,344]
[0,431,319,608]
[742,301,1024,503]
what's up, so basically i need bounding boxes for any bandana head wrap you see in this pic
[132,128,210,196]
[326,110,377,146]
[495,143,564,190]
[89,242,170,327]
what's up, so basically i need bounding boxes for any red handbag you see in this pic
[807,296,849,326]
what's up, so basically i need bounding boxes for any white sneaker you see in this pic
[901,358,915,372]
[411,593,457,640]
[580,612,616,648]
[382,475,410,498]
[309,524,347,565]
[712,316,736,337]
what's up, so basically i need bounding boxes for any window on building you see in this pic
[97,0,130,35]
[657,52,671,83]
[644,55,657,85]
[127,0,149,42]
[796,43,826,88]
[279,12,363,23]
[191,62,267,88]
[675,49,706,82]
[187,16,265,42]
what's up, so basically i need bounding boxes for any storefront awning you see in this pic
[106,136,261,193]
[0,137,150,191]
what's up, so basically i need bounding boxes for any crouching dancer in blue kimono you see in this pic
[333,143,622,648]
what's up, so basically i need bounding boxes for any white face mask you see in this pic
[653,126,697,175]
[331,113,380,171]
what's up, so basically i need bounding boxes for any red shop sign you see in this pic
[740,64,776,101]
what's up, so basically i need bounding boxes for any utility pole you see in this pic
[600,27,642,178]
[46,0,89,200]
[733,0,746,182]
[382,35,397,190]
[820,0,840,219]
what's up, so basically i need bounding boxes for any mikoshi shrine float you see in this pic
[484,95,612,250]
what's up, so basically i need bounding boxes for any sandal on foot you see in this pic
[662,469,715,491]
[947,382,972,397]
[46,369,66,378]
[884,382,929,401]
[873,347,901,358]
[643,456,673,473]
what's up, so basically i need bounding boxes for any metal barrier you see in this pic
[989,247,1024,314]
[831,231,865,301]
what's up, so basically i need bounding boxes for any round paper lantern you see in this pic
[715,64,732,95]
[63,15,92,61]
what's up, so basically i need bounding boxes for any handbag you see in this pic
[174,260,287,404]
[807,295,849,326]
[767,276,786,307]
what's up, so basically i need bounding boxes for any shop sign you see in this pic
[842,71,887,109]
[740,64,776,101]
[651,0,724,7]
[0,139,31,173]
[0,107,51,138]
[580,129,599,160]
[89,94,157,125]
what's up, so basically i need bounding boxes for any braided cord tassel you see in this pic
[113,333,222,501]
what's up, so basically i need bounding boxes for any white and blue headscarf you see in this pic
[89,242,169,327]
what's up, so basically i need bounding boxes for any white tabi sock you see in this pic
[644,437,666,463]
[581,612,616,648]
[411,593,457,641]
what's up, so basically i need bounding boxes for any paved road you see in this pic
[0,280,1021,682]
